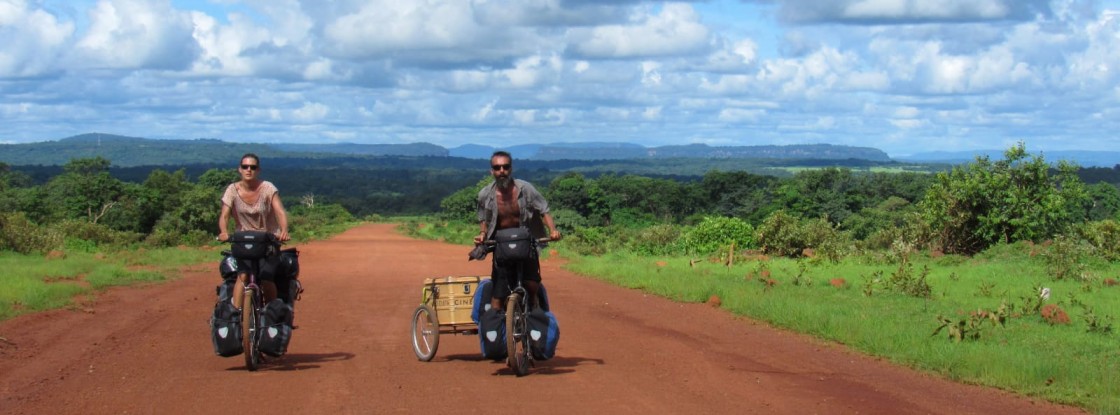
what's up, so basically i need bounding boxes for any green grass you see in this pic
[0,220,366,322]
[0,247,214,320]
[566,251,1120,414]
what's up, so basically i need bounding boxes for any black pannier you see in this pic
[215,280,235,302]
[527,308,560,360]
[258,299,293,357]
[280,248,299,279]
[210,300,243,357]
[277,248,301,305]
[229,231,276,259]
[477,307,507,360]
[493,227,534,261]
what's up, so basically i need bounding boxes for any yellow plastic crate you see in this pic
[422,276,488,326]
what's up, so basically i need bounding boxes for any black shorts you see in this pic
[489,256,541,302]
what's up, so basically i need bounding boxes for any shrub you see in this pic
[566,226,612,256]
[550,208,590,233]
[919,143,1087,255]
[145,228,212,247]
[862,212,934,253]
[1043,234,1092,282]
[628,224,682,256]
[0,212,62,254]
[756,211,849,261]
[288,203,354,235]
[681,216,754,256]
[1079,219,1120,261]
[756,210,803,257]
[800,216,852,263]
[52,219,142,248]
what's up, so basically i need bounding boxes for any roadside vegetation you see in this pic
[0,158,361,320]
[3,142,1119,412]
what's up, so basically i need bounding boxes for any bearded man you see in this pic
[473,151,562,311]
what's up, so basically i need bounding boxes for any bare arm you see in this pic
[218,203,232,241]
[474,221,488,244]
[542,212,561,241]
[271,194,290,242]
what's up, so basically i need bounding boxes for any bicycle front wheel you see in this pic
[505,293,529,377]
[242,288,261,371]
[411,304,439,361]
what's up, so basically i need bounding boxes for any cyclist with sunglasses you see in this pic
[473,151,561,312]
[218,153,291,307]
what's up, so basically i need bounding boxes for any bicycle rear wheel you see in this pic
[242,288,261,371]
[411,305,439,361]
[505,293,529,376]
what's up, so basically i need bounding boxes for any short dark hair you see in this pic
[241,153,260,166]
[491,150,511,160]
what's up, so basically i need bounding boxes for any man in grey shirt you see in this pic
[473,151,561,311]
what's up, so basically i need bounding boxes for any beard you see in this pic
[496,175,513,189]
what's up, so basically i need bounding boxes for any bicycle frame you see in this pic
[506,280,532,376]
[224,232,281,372]
[484,236,550,376]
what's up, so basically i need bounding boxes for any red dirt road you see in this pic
[0,224,1087,414]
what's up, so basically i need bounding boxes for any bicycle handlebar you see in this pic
[481,237,552,246]
[216,235,287,245]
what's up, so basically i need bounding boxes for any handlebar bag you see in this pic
[493,227,533,261]
[230,231,276,259]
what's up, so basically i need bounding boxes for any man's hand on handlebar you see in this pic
[474,230,561,245]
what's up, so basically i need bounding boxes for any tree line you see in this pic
[0,157,355,253]
[437,143,1120,259]
[3,143,1119,259]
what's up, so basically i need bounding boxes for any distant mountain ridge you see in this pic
[0,133,448,167]
[452,142,891,161]
[1,133,896,167]
[270,142,448,157]
[897,150,1120,168]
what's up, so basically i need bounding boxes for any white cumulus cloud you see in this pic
[568,3,711,59]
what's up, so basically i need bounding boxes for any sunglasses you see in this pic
[240,164,259,171]
[491,164,511,171]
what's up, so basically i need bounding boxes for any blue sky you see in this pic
[1,0,1119,157]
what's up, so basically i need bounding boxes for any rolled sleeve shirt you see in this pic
[477,179,550,240]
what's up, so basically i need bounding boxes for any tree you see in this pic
[547,172,593,218]
[438,176,490,223]
[920,143,1088,255]
[775,167,862,224]
[700,170,778,223]
[1083,182,1120,221]
[42,157,125,224]
[196,168,238,192]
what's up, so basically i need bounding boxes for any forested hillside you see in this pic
[3,134,893,166]
[0,134,448,167]
[2,143,1118,258]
